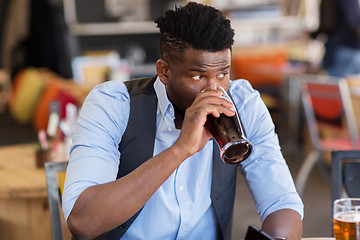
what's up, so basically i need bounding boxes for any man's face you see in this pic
[159,48,231,115]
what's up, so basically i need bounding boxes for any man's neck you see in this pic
[173,108,184,129]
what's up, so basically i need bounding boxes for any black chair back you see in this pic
[331,150,360,203]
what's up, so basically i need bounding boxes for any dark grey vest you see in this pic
[96,75,238,240]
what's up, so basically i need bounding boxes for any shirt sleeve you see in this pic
[230,80,304,222]
[62,80,130,221]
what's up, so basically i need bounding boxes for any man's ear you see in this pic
[156,59,169,85]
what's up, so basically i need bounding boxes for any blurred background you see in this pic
[0,0,358,239]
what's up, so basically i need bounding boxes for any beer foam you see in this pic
[334,211,360,222]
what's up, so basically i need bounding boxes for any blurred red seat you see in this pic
[296,79,360,196]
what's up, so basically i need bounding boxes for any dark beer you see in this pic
[205,112,252,164]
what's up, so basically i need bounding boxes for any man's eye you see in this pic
[192,75,203,80]
[216,73,227,79]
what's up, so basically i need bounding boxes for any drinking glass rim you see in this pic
[334,198,360,210]
[334,198,360,203]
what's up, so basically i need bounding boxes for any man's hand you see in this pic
[173,87,235,157]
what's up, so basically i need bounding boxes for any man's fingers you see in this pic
[187,103,235,123]
[193,91,234,111]
[204,104,235,118]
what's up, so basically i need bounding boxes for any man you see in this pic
[62,2,303,240]
[311,0,360,77]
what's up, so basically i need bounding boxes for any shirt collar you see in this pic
[154,76,174,118]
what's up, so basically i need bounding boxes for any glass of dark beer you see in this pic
[204,86,252,164]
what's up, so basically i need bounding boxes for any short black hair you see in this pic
[154,2,234,62]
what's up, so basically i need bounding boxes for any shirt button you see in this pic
[179,186,184,191]
[168,127,172,132]
[169,107,173,113]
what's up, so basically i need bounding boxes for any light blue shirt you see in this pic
[62,77,303,239]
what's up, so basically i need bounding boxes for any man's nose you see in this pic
[206,79,219,90]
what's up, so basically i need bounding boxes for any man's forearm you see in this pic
[261,209,303,240]
[67,144,189,240]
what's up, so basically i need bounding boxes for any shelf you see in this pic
[67,21,158,36]
[231,15,304,30]
[65,16,304,38]
[63,0,306,46]
[63,0,158,36]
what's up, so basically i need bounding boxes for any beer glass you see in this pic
[333,198,360,240]
[204,86,252,164]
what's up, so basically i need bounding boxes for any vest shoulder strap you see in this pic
[118,75,158,178]
[96,75,157,240]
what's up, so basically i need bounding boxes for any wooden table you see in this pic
[0,143,70,240]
